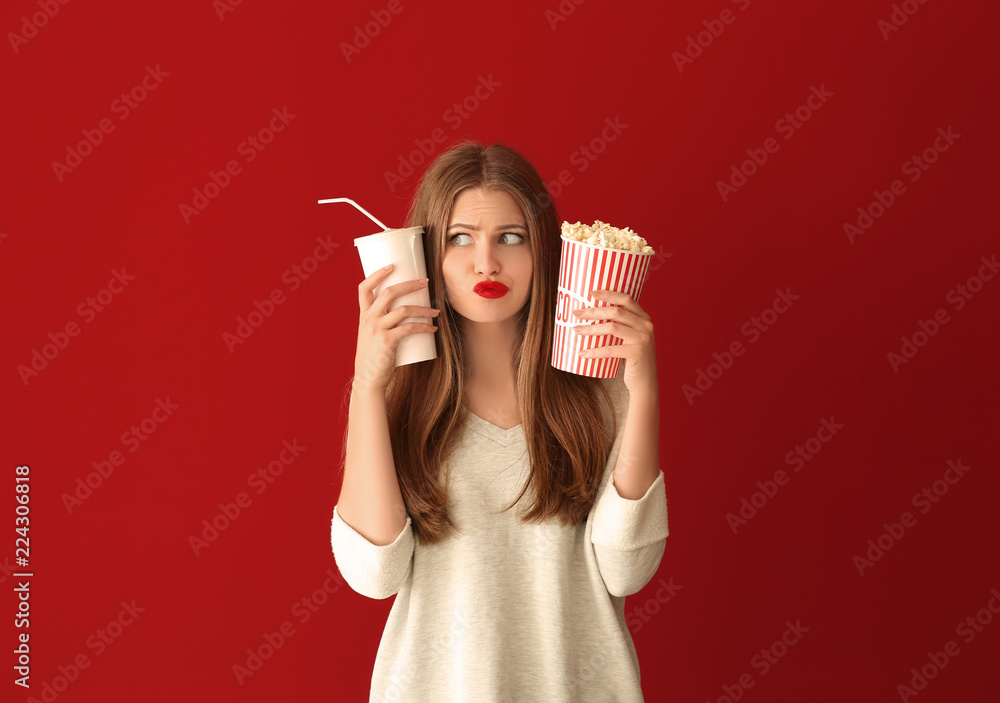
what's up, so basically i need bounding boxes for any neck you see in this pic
[459,316,519,388]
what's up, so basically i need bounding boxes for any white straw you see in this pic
[316,197,389,231]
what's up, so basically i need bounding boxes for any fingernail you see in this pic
[384,263,393,270]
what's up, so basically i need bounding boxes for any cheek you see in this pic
[440,260,456,301]
[518,254,533,287]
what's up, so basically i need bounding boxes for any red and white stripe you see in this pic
[552,236,652,378]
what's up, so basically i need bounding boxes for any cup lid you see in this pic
[353,225,425,248]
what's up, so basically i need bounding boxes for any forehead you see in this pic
[449,188,525,223]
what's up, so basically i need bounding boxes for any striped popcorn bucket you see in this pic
[551,235,654,377]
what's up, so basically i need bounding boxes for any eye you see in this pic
[447,232,527,246]
[448,233,473,246]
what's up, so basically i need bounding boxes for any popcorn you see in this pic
[560,220,654,254]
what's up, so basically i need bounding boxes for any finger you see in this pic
[586,289,649,319]
[358,265,395,312]
[579,342,638,359]
[387,321,438,344]
[384,304,440,328]
[573,320,644,343]
[385,277,430,300]
[370,276,429,314]
[574,301,651,331]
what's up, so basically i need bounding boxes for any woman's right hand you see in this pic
[354,264,440,393]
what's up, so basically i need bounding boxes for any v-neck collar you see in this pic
[463,409,525,447]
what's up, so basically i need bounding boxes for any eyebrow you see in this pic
[446,223,527,231]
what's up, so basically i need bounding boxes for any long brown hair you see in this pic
[345,140,617,544]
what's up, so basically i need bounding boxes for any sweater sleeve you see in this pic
[330,505,415,600]
[589,374,670,598]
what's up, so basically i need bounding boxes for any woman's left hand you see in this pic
[572,289,658,398]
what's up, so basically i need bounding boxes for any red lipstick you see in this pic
[473,281,509,298]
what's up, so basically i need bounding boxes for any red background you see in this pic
[3,0,999,701]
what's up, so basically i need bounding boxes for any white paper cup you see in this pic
[551,235,654,378]
[354,226,437,367]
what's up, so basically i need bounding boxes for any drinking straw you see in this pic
[316,197,389,231]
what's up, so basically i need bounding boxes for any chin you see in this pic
[456,310,512,324]
[453,294,528,324]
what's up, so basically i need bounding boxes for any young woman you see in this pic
[331,141,669,702]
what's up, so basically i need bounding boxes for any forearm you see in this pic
[612,387,661,500]
[336,381,408,545]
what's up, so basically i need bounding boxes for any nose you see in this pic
[473,240,500,276]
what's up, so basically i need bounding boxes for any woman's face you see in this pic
[441,187,533,325]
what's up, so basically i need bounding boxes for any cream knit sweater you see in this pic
[331,370,669,702]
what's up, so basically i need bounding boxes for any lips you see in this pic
[473,281,509,298]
